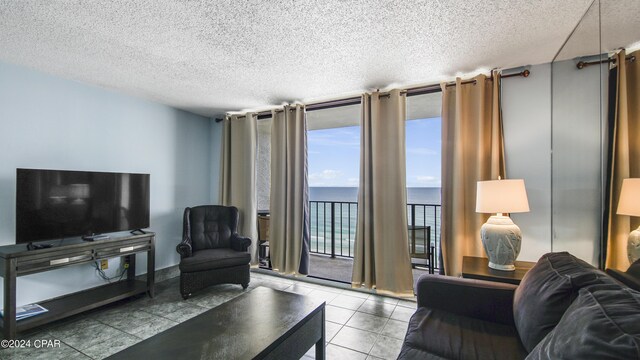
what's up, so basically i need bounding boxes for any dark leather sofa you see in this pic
[399,252,640,359]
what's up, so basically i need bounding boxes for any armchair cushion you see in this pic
[187,206,239,251]
[416,274,517,325]
[400,307,527,360]
[526,285,640,360]
[513,252,617,352]
[179,248,251,273]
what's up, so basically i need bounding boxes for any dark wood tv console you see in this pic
[0,232,155,339]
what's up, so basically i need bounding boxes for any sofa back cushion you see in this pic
[526,285,640,359]
[187,205,238,251]
[513,252,616,352]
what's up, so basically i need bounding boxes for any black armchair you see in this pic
[177,205,252,299]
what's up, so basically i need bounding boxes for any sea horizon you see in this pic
[310,186,441,205]
[308,186,441,258]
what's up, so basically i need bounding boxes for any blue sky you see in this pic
[308,117,441,187]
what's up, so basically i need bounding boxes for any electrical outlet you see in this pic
[124,257,130,269]
[100,259,108,270]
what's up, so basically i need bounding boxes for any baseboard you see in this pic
[136,264,180,283]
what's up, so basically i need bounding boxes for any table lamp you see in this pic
[616,178,640,264]
[476,179,530,271]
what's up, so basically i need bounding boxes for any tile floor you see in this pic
[1,270,415,360]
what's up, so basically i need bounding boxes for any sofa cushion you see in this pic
[526,285,640,359]
[513,252,616,352]
[399,307,527,360]
[179,248,250,272]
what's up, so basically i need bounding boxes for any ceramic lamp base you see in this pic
[627,227,640,264]
[481,215,522,272]
[488,262,516,271]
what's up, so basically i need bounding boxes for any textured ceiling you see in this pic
[0,0,595,117]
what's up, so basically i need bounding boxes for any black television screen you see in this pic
[16,169,150,243]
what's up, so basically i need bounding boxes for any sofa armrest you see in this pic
[606,268,640,291]
[416,274,517,325]
[230,235,251,252]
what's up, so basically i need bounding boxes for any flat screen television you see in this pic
[16,168,150,244]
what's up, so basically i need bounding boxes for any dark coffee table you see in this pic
[107,286,325,359]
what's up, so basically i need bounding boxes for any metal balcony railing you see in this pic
[309,201,441,273]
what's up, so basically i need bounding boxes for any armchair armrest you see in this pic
[230,235,252,252]
[177,207,193,258]
[416,274,517,325]
[176,239,192,258]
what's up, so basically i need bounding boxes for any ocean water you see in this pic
[310,187,441,205]
[308,187,441,258]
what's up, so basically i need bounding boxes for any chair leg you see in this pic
[182,292,191,300]
[242,282,249,290]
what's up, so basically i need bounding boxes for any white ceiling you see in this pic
[0,0,596,118]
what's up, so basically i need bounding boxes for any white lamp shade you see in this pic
[476,179,530,214]
[617,178,640,217]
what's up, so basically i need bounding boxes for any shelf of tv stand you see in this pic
[0,232,155,339]
[1,280,148,333]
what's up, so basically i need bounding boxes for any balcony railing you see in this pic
[309,201,441,273]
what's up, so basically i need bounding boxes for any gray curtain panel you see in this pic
[440,72,505,277]
[220,113,259,264]
[351,89,414,297]
[269,105,310,275]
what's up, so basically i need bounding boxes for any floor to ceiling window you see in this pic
[307,104,361,282]
[405,91,442,273]
[257,91,443,280]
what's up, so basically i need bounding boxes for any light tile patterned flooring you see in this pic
[1,270,416,360]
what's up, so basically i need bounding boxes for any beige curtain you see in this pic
[270,105,310,275]
[441,72,506,277]
[220,113,259,264]
[606,50,640,271]
[351,89,414,297]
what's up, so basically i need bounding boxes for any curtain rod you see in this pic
[214,69,531,122]
[576,55,636,69]
[383,69,530,98]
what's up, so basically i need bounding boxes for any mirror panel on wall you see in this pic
[551,0,605,266]
[551,0,640,267]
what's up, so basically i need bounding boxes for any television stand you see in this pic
[82,234,110,241]
[0,232,155,339]
[26,242,53,251]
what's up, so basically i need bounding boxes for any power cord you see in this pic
[93,260,128,283]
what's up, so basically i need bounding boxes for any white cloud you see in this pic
[309,169,343,186]
[416,175,436,182]
[307,132,359,147]
[310,169,342,180]
[409,175,441,187]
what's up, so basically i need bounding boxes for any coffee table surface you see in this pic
[107,286,324,359]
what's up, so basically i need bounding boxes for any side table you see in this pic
[461,256,535,285]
